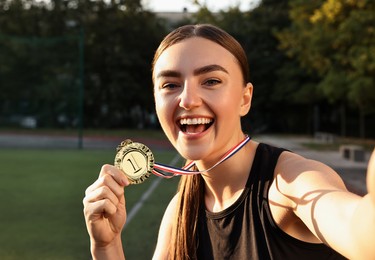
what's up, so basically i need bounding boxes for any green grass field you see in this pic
[0,148,181,260]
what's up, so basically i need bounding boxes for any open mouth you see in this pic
[178,117,214,134]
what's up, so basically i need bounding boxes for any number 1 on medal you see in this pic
[127,154,142,173]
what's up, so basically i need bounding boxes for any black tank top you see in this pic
[196,143,347,260]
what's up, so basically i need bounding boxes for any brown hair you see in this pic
[152,24,249,259]
[152,24,250,85]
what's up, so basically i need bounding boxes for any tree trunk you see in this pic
[340,102,346,137]
[359,108,365,139]
[313,104,320,134]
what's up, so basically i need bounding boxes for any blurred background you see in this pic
[0,0,374,259]
[1,0,374,139]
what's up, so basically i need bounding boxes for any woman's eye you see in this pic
[162,83,179,89]
[203,79,221,86]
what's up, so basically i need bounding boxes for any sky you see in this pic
[142,0,261,12]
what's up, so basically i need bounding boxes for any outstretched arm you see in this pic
[276,149,375,259]
[350,149,375,259]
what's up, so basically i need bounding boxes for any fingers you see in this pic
[83,164,129,219]
[85,185,120,209]
[99,164,129,186]
[84,198,117,220]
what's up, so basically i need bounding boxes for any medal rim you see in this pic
[114,140,154,184]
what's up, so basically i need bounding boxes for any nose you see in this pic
[179,82,202,110]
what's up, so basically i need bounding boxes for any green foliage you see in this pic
[0,33,80,126]
[0,0,166,128]
[191,6,218,24]
[83,6,166,127]
[1,0,374,137]
[277,0,375,113]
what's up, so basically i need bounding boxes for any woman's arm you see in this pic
[90,235,125,260]
[83,164,129,260]
[275,149,375,259]
[153,194,179,260]
[350,149,375,259]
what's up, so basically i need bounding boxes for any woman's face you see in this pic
[153,37,252,162]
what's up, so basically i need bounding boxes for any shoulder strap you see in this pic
[247,143,288,198]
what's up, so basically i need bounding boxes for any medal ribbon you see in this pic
[152,135,250,178]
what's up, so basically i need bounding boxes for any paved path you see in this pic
[0,132,173,150]
[0,132,371,195]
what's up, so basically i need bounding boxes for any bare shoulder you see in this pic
[152,193,179,260]
[275,151,348,197]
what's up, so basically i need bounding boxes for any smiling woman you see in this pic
[152,28,252,162]
[83,24,375,260]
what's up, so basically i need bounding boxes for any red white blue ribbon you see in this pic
[152,135,250,178]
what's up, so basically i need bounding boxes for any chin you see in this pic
[176,143,209,161]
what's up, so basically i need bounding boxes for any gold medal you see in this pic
[114,139,154,184]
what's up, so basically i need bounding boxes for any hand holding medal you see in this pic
[114,136,250,184]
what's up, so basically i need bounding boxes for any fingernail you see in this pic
[123,178,130,186]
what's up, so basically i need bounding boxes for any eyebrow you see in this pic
[193,64,229,76]
[155,70,181,79]
[155,64,229,79]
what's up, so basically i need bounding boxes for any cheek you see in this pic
[154,94,172,127]
[215,93,242,117]
[154,95,165,120]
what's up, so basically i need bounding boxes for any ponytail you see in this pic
[169,174,204,259]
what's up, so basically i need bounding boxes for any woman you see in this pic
[83,24,375,259]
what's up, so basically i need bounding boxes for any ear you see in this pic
[239,82,253,116]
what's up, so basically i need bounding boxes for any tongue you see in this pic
[186,124,206,134]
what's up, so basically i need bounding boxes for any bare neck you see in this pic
[200,141,258,212]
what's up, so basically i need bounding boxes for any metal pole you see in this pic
[78,26,84,149]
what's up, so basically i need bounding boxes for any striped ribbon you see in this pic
[152,135,250,178]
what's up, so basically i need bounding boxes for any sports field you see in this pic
[0,147,181,259]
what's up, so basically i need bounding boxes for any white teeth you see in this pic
[180,118,212,125]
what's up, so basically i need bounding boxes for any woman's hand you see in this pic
[83,164,129,252]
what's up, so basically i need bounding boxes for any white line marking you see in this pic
[124,153,181,228]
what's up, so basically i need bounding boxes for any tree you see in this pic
[277,0,375,137]
[81,0,166,127]
[0,0,80,127]
[0,0,167,128]
[240,0,296,133]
